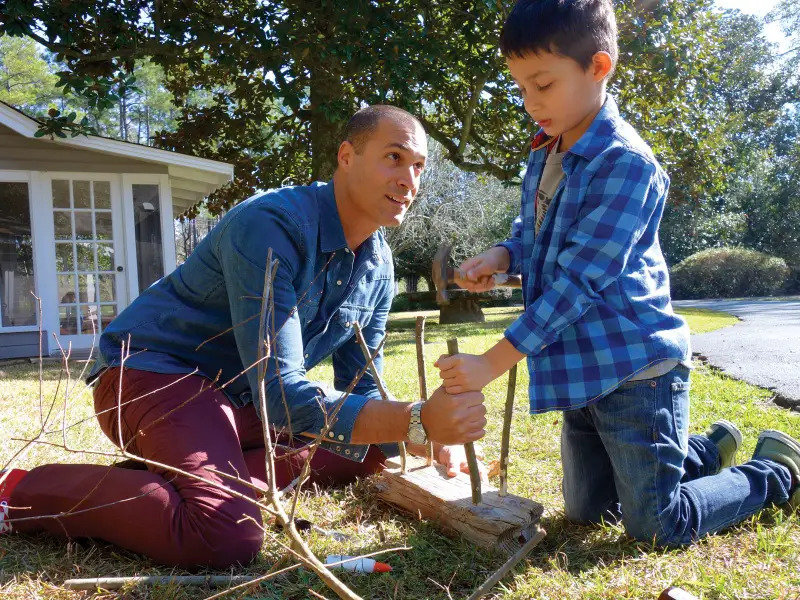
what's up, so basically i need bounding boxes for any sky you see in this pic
[715,0,790,54]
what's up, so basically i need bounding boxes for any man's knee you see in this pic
[175,518,265,568]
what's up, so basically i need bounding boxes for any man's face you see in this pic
[506,50,605,150]
[339,117,427,228]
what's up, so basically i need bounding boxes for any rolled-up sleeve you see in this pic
[217,205,371,456]
[505,153,665,355]
[495,215,523,275]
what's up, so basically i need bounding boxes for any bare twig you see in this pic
[255,250,361,600]
[352,322,406,472]
[499,364,517,497]
[466,526,546,600]
[414,316,433,466]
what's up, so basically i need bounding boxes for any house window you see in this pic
[132,183,164,293]
[52,179,118,336]
[0,181,36,328]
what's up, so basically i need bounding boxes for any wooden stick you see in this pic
[63,575,262,591]
[353,322,407,472]
[499,364,517,497]
[446,338,481,505]
[415,316,433,466]
[466,526,546,600]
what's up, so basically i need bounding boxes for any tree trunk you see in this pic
[309,64,346,182]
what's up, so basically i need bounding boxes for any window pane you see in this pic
[79,304,99,334]
[52,180,70,208]
[76,242,94,271]
[73,180,91,209]
[55,243,74,272]
[97,274,116,302]
[53,211,73,239]
[57,275,76,304]
[0,182,36,327]
[94,181,111,209]
[59,305,78,335]
[74,212,93,240]
[96,243,114,271]
[78,274,96,303]
[132,184,164,292]
[95,212,113,240]
[100,304,117,330]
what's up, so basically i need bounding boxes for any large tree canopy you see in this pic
[1,0,794,215]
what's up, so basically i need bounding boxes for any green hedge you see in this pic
[670,247,790,299]
[391,288,523,312]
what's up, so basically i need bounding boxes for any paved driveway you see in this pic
[674,299,800,409]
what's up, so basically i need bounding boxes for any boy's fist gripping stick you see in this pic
[432,243,520,305]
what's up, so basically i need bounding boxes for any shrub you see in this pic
[670,247,790,299]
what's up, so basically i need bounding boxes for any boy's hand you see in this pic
[435,352,493,393]
[455,247,511,292]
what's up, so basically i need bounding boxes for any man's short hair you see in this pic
[343,105,423,154]
[500,0,618,73]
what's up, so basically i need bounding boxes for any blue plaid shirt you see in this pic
[497,95,690,413]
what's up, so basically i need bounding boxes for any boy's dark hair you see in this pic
[500,0,618,74]
[343,105,423,154]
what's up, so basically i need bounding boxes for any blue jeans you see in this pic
[561,365,794,545]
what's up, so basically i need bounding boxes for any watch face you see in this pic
[408,426,426,445]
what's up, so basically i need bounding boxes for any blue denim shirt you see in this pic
[89,181,395,462]
[497,95,690,413]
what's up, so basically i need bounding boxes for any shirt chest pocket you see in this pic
[297,296,321,327]
[335,305,374,333]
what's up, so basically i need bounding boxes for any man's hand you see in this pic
[454,247,511,292]
[437,443,488,480]
[435,352,493,394]
[420,386,486,445]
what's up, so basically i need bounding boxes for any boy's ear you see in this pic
[591,51,614,82]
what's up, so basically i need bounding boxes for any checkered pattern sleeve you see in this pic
[505,150,666,356]
[495,215,523,275]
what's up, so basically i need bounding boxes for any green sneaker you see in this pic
[704,419,743,470]
[752,430,800,510]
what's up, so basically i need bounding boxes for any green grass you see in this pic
[1,307,798,599]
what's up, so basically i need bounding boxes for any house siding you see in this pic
[0,125,168,174]
[0,331,48,360]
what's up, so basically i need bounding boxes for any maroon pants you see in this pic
[11,368,385,567]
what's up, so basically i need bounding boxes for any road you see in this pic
[674,298,800,410]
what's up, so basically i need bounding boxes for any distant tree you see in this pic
[0,36,57,110]
[384,140,518,287]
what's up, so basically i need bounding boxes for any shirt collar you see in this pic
[318,181,349,253]
[530,94,619,160]
[318,180,382,261]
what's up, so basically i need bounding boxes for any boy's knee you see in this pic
[563,495,620,526]
[622,516,695,547]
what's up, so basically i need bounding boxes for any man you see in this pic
[2,105,487,567]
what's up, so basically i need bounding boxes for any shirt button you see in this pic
[345,248,351,254]
[304,353,309,358]
[335,446,341,451]
[328,431,335,438]
[336,280,342,285]
[354,452,360,458]
[337,434,345,441]
[345,449,351,455]
[345,321,351,327]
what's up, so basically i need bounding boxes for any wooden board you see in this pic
[375,455,543,554]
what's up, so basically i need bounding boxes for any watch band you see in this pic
[408,401,427,445]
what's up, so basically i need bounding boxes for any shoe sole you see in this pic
[759,429,800,456]
[714,419,743,449]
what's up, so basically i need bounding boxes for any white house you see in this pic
[0,101,234,359]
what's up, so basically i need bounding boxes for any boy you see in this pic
[436,0,799,545]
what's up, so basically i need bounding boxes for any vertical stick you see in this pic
[353,323,407,473]
[499,364,517,497]
[446,338,481,505]
[415,316,433,466]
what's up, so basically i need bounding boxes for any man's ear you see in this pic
[591,51,613,82]
[338,140,355,168]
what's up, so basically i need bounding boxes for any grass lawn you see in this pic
[1,306,798,599]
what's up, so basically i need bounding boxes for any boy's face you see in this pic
[506,50,610,151]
